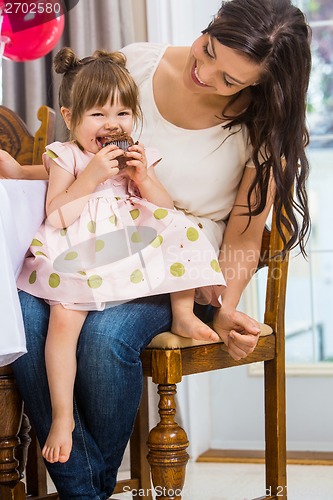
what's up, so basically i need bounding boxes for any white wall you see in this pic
[146,0,221,45]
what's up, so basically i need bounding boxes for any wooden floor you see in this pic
[197,448,333,466]
[111,460,333,499]
[44,459,333,499]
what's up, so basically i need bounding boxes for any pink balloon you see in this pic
[1,5,65,62]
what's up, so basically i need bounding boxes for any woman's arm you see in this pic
[213,166,275,360]
[0,150,48,180]
[219,167,275,308]
[20,164,49,180]
[18,165,49,181]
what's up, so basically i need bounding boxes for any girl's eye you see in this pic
[119,111,130,116]
[91,112,103,117]
[203,44,214,59]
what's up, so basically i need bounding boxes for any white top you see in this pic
[122,42,254,251]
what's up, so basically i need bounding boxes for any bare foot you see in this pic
[172,312,220,342]
[42,416,75,463]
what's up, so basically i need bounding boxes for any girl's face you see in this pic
[70,95,134,153]
[184,34,262,97]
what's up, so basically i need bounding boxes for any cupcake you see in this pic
[100,132,134,169]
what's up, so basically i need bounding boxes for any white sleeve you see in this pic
[121,42,167,87]
[245,146,268,168]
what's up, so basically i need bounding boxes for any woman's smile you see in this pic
[192,63,210,88]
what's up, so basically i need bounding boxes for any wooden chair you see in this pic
[143,219,288,500]
[0,105,289,500]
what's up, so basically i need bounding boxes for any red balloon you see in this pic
[1,5,65,62]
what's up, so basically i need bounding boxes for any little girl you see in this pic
[17,48,225,464]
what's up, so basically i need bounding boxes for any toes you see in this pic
[58,451,70,463]
[52,447,60,463]
[208,330,220,342]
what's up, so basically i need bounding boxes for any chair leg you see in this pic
[15,413,32,479]
[25,424,48,497]
[147,383,189,500]
[129,378,153,499]
[0,365,26,499]
[264,356,287,500]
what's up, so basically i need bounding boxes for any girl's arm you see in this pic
[213,166,275,360]
[138,166,174,209]
[126,143,174,209]
[46,161,88,228]
[46,145,121,228]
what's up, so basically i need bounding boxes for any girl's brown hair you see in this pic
[54,47,142,136]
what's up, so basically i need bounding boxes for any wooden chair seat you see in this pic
[147,323,273,349]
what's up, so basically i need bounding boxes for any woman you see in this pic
[1,0,311,497]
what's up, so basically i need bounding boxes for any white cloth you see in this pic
[122,42,254,251]
[0,179,47,366]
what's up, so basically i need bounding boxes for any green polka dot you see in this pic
[210,259,220,272]
[29,271,37,284]
[109,215,116,225]
[170,262,185,277]
[187,227,199,242]
[78,271,87,276]
[87,275,103,288]
[64,251,78,260]
[130,209,140,220]
[130,269,143,284]
[35,251,47,257]
[96,240,105,252]
[49,273,60,288]
[46,150,58,159]
[31,238,43,247]
[154,208,168,220]
[87,220,96,233]
[150,235,163,248]
[131,232,142,243]
[60,228,67,236]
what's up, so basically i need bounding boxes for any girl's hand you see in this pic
[85,144,123,184]
[123,143,148,185]
[213,305,261,361]
[0,150,24,179]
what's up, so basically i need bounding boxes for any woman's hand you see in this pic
[213,305,261,361]
[0,150,24,179]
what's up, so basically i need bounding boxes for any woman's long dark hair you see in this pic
[203,0,312,256]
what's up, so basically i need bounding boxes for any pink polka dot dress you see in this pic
[17,141,225,310]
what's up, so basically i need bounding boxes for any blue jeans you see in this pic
[13,291,173,500]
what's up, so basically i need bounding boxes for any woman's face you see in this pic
[184,34,262,97]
